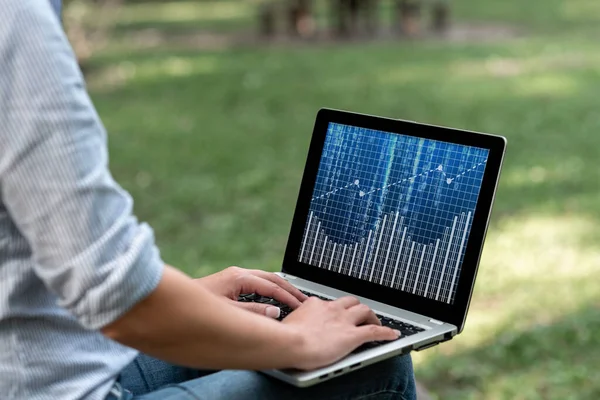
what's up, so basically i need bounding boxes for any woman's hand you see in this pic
[196,266,308,318]
[283,296,400,370]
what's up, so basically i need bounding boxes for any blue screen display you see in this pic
[298,122,489,304]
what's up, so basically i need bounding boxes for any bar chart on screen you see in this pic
[298,123,489,304]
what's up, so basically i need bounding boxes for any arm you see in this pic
[102,266,306,370]
[0,0,162,330]
[102,266,400,371]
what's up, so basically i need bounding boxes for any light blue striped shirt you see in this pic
[0,1,164,399]
[49,0,61,16]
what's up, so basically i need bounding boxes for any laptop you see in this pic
[238,108,506,387]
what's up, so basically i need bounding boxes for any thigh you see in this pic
[135,355,416,400]
[118,353,218,396]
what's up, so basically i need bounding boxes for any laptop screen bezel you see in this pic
[281,108,506,332]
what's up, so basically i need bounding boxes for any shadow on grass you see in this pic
[418,304,600,399]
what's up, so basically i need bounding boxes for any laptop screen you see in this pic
[298,122,489,305]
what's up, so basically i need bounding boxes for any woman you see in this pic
[0,1,416,399]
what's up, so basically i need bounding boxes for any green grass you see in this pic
[83,1,600,398]
[112,0,257,34]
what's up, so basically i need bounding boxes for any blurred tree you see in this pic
[431,0,450,34]
[395,0,451,37]
[333,0,379,38]
[63,0,123,69]
[395,0,421,37]
[288,0,315,37]
[258,2,277,37]
[258,0,316,38]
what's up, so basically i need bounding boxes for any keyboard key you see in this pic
[280,305,292,313]
[257,297,280,305]
[389,325,418,337]
[377,315,425,337]
[300,290,333,301]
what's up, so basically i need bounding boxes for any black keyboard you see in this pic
[237,290,425,354]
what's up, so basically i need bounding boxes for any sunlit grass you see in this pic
[413,214,600,399]
[112,0,256,34]
[502,158,586,188]
[88,55,219,92]
[120,1,254,23]
[118,1,254,24]
[452,0,600,28]
[562,0,600,22]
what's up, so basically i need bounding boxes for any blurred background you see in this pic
[62,0,599,398]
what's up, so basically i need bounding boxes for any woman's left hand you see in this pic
[196,267,308,318]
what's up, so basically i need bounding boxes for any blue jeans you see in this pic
[106,353,416,400]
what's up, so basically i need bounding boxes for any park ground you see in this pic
[82,1,600,398]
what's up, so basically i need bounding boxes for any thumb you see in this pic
[234,301,281,319]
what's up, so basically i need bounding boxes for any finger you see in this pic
[249,270,308,305]
[332,296,361,309]
[233,301,281,319]
[354,324,401,344]
[345,304,381,326]
[240,275,303,308]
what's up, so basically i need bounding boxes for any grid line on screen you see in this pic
[298,122,489,304]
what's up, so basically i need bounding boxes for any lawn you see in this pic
[84,1,600,398]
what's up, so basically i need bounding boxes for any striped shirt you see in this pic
[0,1,164,399]
[49,0,61,16]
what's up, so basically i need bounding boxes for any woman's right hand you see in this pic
[282,296,400,370]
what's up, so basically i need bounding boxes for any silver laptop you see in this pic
[244,108,506,387]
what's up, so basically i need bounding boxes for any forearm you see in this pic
[101,266,305,370]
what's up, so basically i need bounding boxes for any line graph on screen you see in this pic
[298,123,489,304]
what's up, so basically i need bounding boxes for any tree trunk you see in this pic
[258,3,277,37]
[288,0,315,37]
[431,2,450,34]
[396,0,421,37]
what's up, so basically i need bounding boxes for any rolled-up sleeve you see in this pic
[0,0,163,330]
